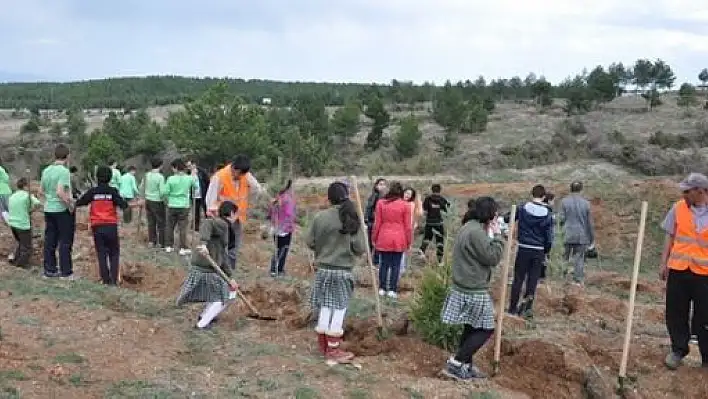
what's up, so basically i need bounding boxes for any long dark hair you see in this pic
[462,198,476,225]
[384,181,404,201]
[372,178,386,195]
[463,197,498,225]
[403,187,417,202]
[328,182,359,235]
[280,179,293,195]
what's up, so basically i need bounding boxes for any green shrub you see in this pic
[409,262,462,351]
[409,199,462,351]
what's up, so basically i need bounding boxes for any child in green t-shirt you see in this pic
[142,157,166,248]
[109,159,121,189]
[119,165,139,223]
[163,158,198,255]
[8,177,42,268]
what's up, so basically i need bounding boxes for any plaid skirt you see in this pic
[309,268,354,310]
[176,267,231,306]
[441,289,496,330]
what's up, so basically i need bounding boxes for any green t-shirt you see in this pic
[0,166,11,195]
[41,163,71,213]
[163,173,198,208]
[110,168,121,188]
[8,190,40,230]
[119,173,138,199]
[143,171,165,202]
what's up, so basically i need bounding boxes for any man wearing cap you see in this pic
[661,172,708,370]
[559,181,595,286]
[205,154,269,270]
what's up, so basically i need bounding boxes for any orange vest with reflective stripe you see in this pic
[667,199,708,276]
[215,166,250,222]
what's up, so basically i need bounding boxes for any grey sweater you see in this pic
[451,220,505,292]
[190,217,232,277]
[560,194,594,245]
[306,206,367,270]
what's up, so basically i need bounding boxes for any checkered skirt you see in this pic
[309,268,354,310]
[441,289,496,330]
[176,267,231,305]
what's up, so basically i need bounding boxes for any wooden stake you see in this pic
[350,176,384,329]
[618,201,648,387]
[492,204,517,375]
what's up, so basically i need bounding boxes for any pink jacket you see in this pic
[373,198,412,252]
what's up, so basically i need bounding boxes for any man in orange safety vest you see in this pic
[661,172,708,370]
[205,154,268,271]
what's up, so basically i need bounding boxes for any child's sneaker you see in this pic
[387,291,397,299]
[378,289,386,296]
[42,271,61,279]
[179,248,191,256]
[59,274,78,281]
[690,335,699,345]
[441,358,487,381]
[165,247,174,253]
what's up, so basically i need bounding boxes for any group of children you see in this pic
[0,154,526,375]
[0,143,222,285]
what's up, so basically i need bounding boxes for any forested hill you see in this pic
[0,59,698,111]
[0,76,380,110]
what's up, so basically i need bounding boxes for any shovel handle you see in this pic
[201,250,261,316]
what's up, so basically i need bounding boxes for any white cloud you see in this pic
[1,0,707,84]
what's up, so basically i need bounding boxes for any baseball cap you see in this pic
[679,173,708,191]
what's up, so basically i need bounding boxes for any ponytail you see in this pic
[338,199,360,235]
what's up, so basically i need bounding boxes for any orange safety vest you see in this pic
[214,166,250,222]
[667,199,708,276]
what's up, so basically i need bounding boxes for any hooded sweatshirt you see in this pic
[515,200,554,253]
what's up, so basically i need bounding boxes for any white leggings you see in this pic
[316,307,347,334]
[197,301,226,328]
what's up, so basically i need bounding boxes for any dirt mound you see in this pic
[119,261,186,299]
[239,283,308,324]
[341,316,446,377]
[587,272,663,295]
[484,338,590,398]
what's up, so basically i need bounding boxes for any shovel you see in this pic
[202,251,277,321]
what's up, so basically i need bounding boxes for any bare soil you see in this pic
[0,179,705,398]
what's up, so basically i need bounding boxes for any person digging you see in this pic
[176,200,240,330]
[306,182,367,364]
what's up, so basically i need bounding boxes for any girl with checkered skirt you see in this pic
[176,201,239,330]
[306,182,367,363]
[440,197,504,381]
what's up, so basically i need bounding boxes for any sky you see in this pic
[2,0,708,84]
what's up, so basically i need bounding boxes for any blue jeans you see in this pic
[269,233,292,274]
[43,210,76,277]
[378,251,403,292]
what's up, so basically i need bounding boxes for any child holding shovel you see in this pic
[176,200,239,330]
[306,182,367,363]
[441,197,504,381]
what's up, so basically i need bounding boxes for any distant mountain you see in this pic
[0,71,47,83]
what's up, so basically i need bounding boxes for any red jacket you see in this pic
[373,198,412,252]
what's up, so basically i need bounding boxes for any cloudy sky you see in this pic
[2,0,708,84]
